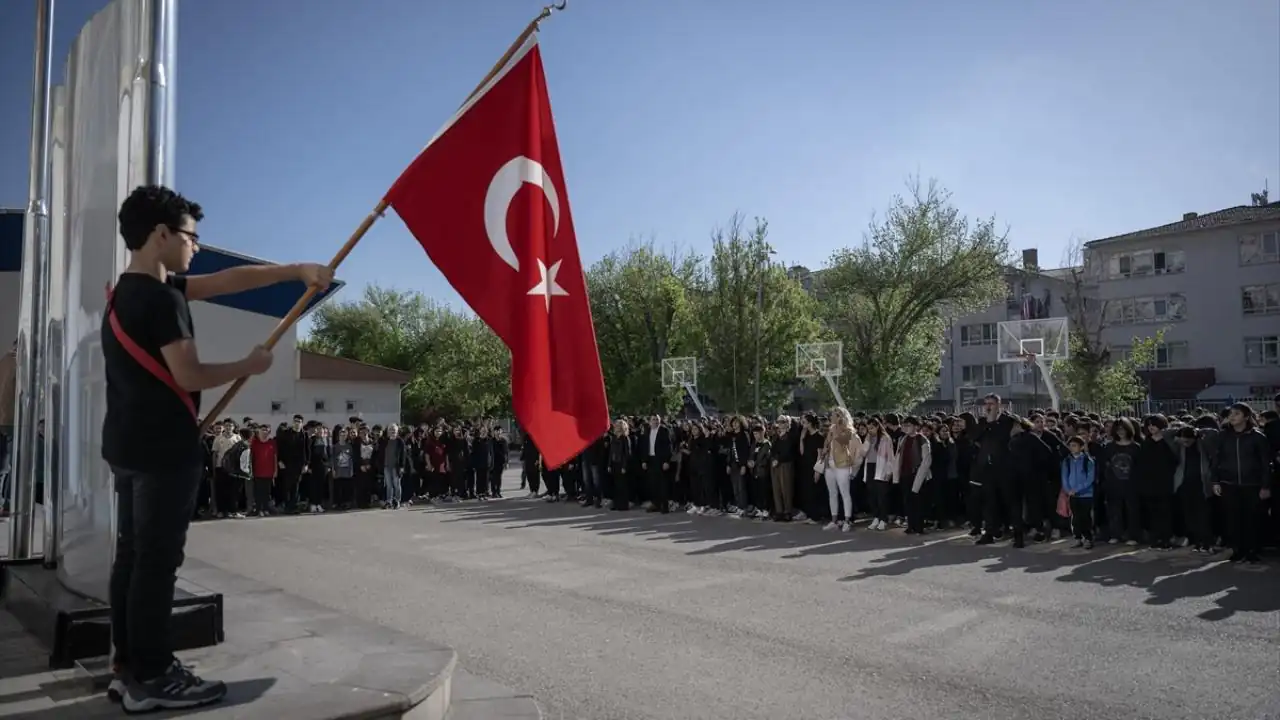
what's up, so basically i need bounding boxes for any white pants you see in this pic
[824,465,854,521]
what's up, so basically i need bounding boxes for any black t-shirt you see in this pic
[101,273,202,472]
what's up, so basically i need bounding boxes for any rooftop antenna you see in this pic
[1250,180,1269,206]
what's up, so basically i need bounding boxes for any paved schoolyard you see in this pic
[180,470,1280,720]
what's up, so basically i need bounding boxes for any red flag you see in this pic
[385,34,609,469]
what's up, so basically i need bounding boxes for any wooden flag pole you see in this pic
[198,204,385,431]
[198,2,568,432]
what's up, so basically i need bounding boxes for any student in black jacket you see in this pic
[1213,403,1273,563]
[641,415,674,513]
[447,427,471,499]
[974,395,1018,546]
[1135,415,1178,549]
[770,417,797,520]
[1025,415,1067,541]
[608,420,633,511]
[276,414,309,514]
[520,437,541,497]
[470,427,493,499]
[490,428,509,499]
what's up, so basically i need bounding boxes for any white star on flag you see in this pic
[528,258,569,311]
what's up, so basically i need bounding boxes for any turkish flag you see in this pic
[384,34,609,469]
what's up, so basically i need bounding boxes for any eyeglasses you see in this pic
[167,226,200,243]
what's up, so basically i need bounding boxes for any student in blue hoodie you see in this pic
[1060,435,1096,549]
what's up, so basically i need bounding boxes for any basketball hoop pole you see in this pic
[1022,353,1060,412]
[822,373,847,411]
[682,382,708,418]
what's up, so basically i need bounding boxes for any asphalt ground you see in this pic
[185,468,1280,720]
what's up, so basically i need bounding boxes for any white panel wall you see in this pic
[291,379,403,429]
[190,302,404,428]
[190,301,297,422]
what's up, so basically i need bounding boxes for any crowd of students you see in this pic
[197,414,511,518]
[196,396,1279,566]
[521,396,1278,565]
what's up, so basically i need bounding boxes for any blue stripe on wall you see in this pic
[0,211,22,273]
[183,245,344,318]
[0,209,342,319]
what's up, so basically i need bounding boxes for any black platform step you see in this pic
[0,560,224,668]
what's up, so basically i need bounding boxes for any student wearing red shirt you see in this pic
[249,425,278,516]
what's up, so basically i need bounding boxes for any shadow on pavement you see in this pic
[415,496,1280,622]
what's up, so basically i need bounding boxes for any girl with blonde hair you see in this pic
[821,407,863,531]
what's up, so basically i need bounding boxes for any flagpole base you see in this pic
[0,560,223,668]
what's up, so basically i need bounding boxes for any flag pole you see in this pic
[198,2,569,431]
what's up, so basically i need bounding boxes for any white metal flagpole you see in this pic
[9,0,56,562]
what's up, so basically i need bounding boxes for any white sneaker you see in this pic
[875,520,887,531]
[823,522,838,531]
[793,511,808,522]
[840,521,851,532]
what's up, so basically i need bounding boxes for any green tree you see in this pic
[694,214,821,414]
[818,179,1010,409]
[302,285,510,420]
[1052,330,1162,409]
[585,239,704,415]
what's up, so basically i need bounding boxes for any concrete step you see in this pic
[444,669,543,720]
[0,557,544,719]
[0,558,459,719]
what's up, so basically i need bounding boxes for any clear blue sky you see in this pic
[2,0,1278,317]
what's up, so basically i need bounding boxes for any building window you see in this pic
[1239,231,1280,266]
[961,364,1005,387]
[1106,293,1186,325]
[1244,336,1280,367]
[345,400,357,412]
[1115,342,1189,370]
[960,323,998,347]
[1106,249,1185,279]
[1242,283,1280,315]
[270,400,284,413]
[314,399,326,412]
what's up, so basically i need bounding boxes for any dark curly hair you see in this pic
[118,184,203,251]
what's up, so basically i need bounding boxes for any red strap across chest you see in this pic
[106,285,198,420]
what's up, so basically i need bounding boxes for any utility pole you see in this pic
[752,246,774,415]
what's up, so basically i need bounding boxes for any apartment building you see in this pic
[1082,198,1280,400]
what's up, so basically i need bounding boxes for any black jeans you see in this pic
[109,462,201,681]
[1223,483,1265,556]
[522,461,540,494]
[647,463,669,510]
[905,483,929,532]
[1177,483,1213,548]
[869,479,893,523]
[252,477,272,513]
[611,464,629,509]
[1068,496,1094,541]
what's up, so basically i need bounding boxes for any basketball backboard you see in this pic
[997,317,1069,363]
[661,356,698,389]
[796,341,842,379]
